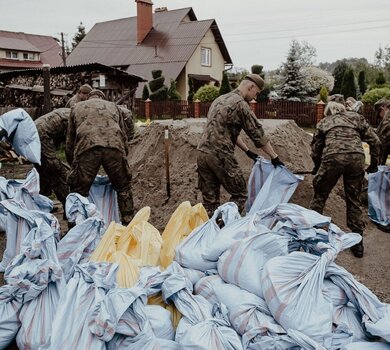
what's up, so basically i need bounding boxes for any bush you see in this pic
[188,76,195,101]
[193,85,219,102]
[219,71,232,96]
[361,87,390,104]
[367,83,390,91]
[151,70,162,80]
[319,86,328,103]
[376,72,386,85]
[168,79,181,100]
[142,84,149,100]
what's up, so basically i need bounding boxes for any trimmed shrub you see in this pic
[168,79,181,100]
[193,85,219,102]
[142,84,149,100]
[149,70,168,101]
[358,71,367,95]
[251,64,265,78]
[376,72,386,85]
[149,77,165,92]
[219,71,232,96]
[152,70,162,80]
[361,87,390,104]
[341,68,356,99]
[188,76,195,101]
[319,86,328,103]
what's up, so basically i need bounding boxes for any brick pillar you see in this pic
[194,99,200,118]
[250,99,257,115]
[145,98,151,125]
[316,101,325,122]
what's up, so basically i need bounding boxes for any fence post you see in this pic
[145,98,151,125]
[194,99,200,118]
[250,99,257,116]
[316,101,325,122]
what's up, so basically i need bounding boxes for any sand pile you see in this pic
[128,118,349,232]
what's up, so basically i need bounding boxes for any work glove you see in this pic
[246,150,259,162]
[0,127,7,140]
[311,162,320,175]
[271,156,285,168]
[366,160,378,174]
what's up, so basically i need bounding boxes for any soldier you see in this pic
[310,101,381,258]
[65,84,92,108]
[196,74,284,217]
[34,108,70,212]
[65,89,134,225]
[374,97,390,165]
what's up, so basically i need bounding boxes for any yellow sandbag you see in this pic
[90,221,123,262]
[148,293,182,329]
[159,201,208,268]
[110,251,142,288]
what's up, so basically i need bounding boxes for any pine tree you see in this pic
[277,41,308,101]
[358,71,367,95]
[188,76,195,101]
[341,68,357,99]
[219,71,232,96]
[72,22,86,49]
[142,84,149,100]
[331,61,348,94]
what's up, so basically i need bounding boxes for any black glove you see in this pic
[366,160,378,174]
[311,162,320,175]
[0,127,7,140]
[246,150,259,162]
[271,156,285,167]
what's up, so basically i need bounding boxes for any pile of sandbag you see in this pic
[0,158,389,350]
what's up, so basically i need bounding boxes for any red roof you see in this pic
[0,30,63,70]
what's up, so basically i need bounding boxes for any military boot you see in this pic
[350,232,364,258]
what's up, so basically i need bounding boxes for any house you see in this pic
[66,0,233,99]
[0,30,63,72]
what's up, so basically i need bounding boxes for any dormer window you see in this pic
[6,51,18,59]
[23,52,35,60]
[201,47,211,67]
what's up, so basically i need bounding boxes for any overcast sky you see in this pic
[1,0,389,70]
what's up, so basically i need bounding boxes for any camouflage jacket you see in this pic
[34,108,70,147]
[311,110,380,165]
[118,106,135,141]
[376,110,390,164]
[66,98,129,165]
[65,94,82,109]
[197,90,269,157]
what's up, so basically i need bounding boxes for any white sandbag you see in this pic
[194,274,226,306]
[45,262,118,350]
[0,285,22,350]
[145,305,175,340]
[175,202,240,271]
[179,304,243,350]
[88,175,120,226]
[4,219,65,350]
[202,211,270,263]
[65,192,102,224]
[0,108,41,164]
[217,232,289,298]
[183,267,205,286]
[262,233,361,348]
[333,304,367,342]
[368,166,390,226]
[0,200,59,272]
[341,342,390,350]
[247,157,303,214]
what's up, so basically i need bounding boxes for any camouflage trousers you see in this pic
[310,153,365,233]
[34,138,69,209]
[68,146,134,225]
[197,150,247,217]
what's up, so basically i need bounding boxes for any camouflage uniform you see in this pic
[197,90,269,216]
[34,108,70,209]
[310,110,380,233]
[65,94,82,109]
[66,98,134,224]
[376,110,390,165]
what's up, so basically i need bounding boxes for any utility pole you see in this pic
[61,32,67,66]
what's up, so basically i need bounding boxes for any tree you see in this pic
[319,86,328,103]
[148,69,168,101]
[187,76,195,101]
[276,40,309,101]
[167,79,181,100]
[72,22,86,49]
[193,85,219,102]
[293,40,317,67]
[358,71,367,95]
[340,68,357,99]
[376,71,386,85]
[301,66,334,96]
[251,64,265,78]
[142,84,149,100]
[331,60,349,94]
[219,71,232,96]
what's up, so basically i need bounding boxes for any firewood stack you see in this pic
[0,141,26,164]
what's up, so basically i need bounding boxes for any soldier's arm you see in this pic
[240,103,269,148]
[65,109,76,165]
[360,118,381,165]
[311,127,325,167]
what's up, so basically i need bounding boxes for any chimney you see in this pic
[136,0,153,44]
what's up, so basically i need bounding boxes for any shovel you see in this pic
[164,126,171,201]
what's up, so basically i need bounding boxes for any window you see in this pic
[6,51,18,59]
[201,47,211,66]
[23,52,35,60]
